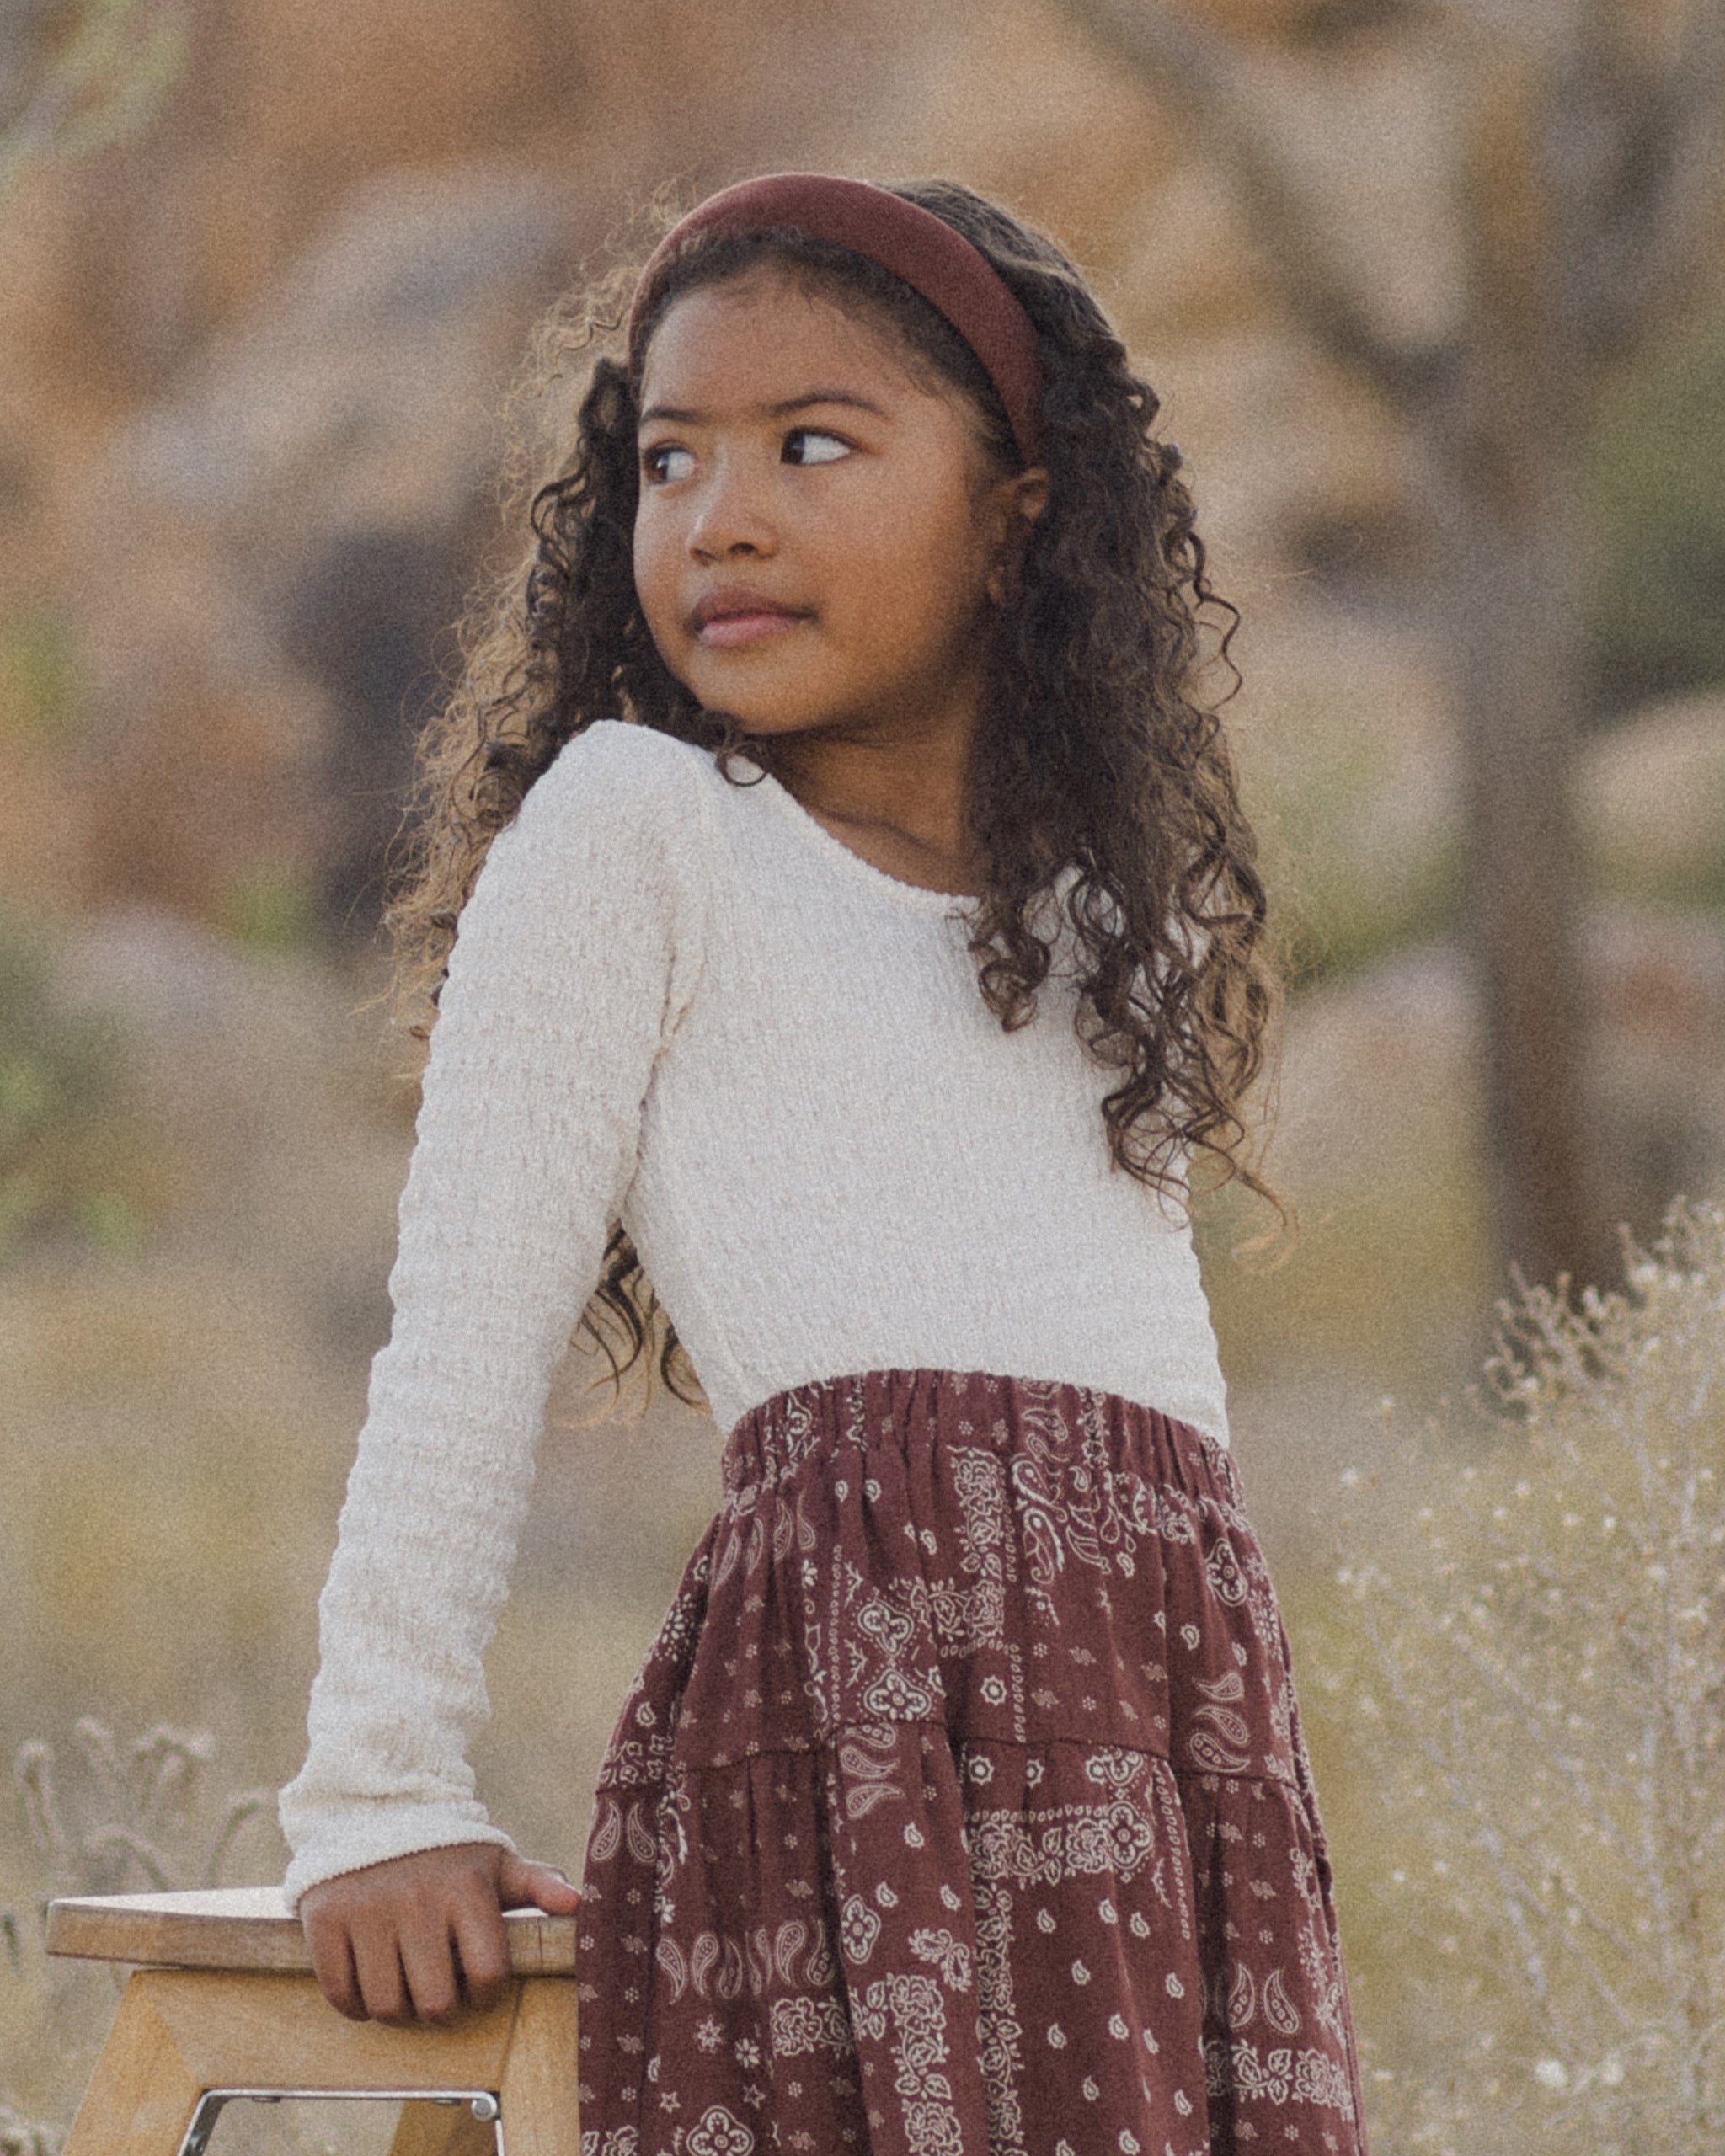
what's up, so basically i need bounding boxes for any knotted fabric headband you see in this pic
[625,173,1044,469]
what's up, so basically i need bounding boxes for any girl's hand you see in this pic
[299,1842,582,2025]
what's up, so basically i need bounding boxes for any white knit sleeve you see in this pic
[279,722,708,1907]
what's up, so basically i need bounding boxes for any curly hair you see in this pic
[379,177,1281,1414]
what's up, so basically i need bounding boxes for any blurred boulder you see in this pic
[78,163,585,942]
[50,900,411,1348]
[1589,901,1725,1239]
[1583,689,1725,908]
[279,525,474,938]
[115,163,578,534]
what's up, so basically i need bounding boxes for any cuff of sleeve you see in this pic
[280,1806,517,1914]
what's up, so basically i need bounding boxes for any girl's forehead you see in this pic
[637,267,931,414]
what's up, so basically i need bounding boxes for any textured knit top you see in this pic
[278,718,1231,1903]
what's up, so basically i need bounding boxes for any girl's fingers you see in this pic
[451,1888,512,2014]
[305,1908,366,2020]
[498,1849,582,1913]
[298,1845,548,2024]
[349,1920,414,2028]
[396,1910,467,2028]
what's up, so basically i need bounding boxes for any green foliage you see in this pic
[213,865,319,958]
[1237,691,1466,998]
[1279,830,1462,992]
[0,915,163,1266]
[1309,1197,1725,2153]
[1584,299,1725,718]
[0,613,78,745]
[1267,765,1465,995]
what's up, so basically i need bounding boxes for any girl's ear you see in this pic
[986,466,1050,607]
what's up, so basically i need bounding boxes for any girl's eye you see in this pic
[783,428,851,467]
[643,444,695,484]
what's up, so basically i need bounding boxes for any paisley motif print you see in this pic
[575,1369,1369,2153]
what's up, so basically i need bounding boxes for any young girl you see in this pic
[280,172,1369,2156]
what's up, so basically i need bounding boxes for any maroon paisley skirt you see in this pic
[575,1369,1369,2156]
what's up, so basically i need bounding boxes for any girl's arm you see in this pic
[278,723,707,2004]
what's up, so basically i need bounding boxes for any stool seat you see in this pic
[48,1888,581,2156]
[45,1887,579,1977]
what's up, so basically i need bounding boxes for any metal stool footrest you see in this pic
[178,2089,504,2156]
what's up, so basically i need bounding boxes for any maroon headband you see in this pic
[625,173,1044,468]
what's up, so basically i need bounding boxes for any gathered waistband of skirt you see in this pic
[720,1364,1242,1513]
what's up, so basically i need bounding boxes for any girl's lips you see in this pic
[697,611,808,650]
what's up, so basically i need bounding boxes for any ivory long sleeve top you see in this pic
[278,718,1231,1904]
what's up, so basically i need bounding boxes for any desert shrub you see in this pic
[1311,1196,1725,2154]
[1584,297,1725,718]
[0,2091,58,2156]
[0,915,158,1265]
[15,1719,272,1903]
[2,1721,275,2135]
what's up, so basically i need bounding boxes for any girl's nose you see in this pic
[686,457,777,561]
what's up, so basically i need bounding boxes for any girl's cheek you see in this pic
[633,528,673,620]
[631,561,686,670]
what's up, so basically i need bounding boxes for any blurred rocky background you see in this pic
[3,0,1723,2148]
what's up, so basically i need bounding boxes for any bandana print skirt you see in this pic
[575,1369,1369,2156]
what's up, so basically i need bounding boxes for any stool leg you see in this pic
[387,2100,498,2156]
[496,1977,580,2156]
[62,1972,202,2156]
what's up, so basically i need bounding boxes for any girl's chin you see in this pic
[681,687,851,738]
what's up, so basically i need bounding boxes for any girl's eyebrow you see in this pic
[638,390,889,428]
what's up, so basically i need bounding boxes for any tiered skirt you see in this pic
[575,1368,1369,2156]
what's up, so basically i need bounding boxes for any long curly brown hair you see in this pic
[381,177,1281,1414]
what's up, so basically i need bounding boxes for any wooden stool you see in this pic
[46,1888,580,2156]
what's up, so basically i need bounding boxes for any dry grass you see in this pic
[1302,1198,1725,2154]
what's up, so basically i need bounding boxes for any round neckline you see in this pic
[737,755,984,918]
